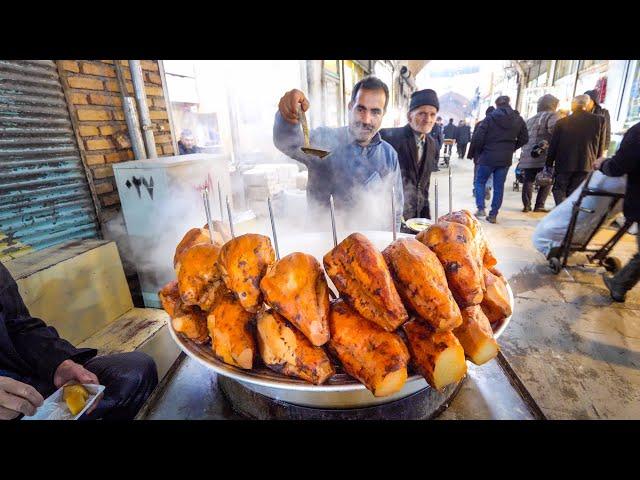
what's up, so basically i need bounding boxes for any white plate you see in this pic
[22,384,105,420]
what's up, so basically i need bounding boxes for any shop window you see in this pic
[554,60,578,82]
[625,62,640,126]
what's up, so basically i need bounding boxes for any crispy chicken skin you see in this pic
[403,319,467,390]
[260,252,330,346]
[216,233,276,313]
[328,300,409,397]
[174,222,233,270]
[480,267,512,322]
[159,280,209,344]
[383,238,462,331]
[177,243,223,312]
[416,221,484,307]
[323,233,408,332]
[256,309,335,384]
[438,210,497,268]
[207,292,256,369]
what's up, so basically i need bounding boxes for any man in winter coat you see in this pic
[455,120,471,159]
[595,121,640,302]
[472,96,529,223]
[443,118,457,157]
[518,94,561,212]
[381,89,439,229]
[546,94,605,205]
[585,89,611,154]
[468,107,495,200]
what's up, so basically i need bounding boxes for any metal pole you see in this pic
[329,195,338,248]
[218,180,225,221]
[114,61,146,160]
[202,188,215,244]
[129,60,158,158]
[434,178,439,222]
[391,186,396,241]
[226,195,236,238]
[448,163,453,214]
[267,196,280,260]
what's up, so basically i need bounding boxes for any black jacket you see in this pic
[455,125,471,144]
[178,141,201,155]
[546,110,605,173]
[600,122,640,222]
[593,104,612,152]
[443,122,457,139]
[0,261,96,382]
[380,124,435,220]
[430,123,444,150]
[474,106,529,167]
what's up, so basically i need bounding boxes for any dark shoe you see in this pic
[486,214,497,224]
[534,207,550,213]
[475,209,486,217]
[522,206,532,212]
[602,273,626,302]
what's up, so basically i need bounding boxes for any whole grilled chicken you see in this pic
[159,280,209,344]
[217,233,276,313]
[177,243,223,312]
[416,221,484,307]
[438,210,497,268]
[383,238,462,331]
[323,233,408,332]
[260,252,330,346]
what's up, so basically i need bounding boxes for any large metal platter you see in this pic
[167,231,514,408]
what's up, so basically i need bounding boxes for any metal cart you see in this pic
[548,171,632,274]
[441,139,455,168]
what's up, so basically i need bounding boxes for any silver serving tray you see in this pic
[167,231,514,408]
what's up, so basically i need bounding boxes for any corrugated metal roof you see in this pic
[0,60,99,261]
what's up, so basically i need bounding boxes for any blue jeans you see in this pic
[475,165,509,216]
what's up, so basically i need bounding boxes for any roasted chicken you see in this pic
[256,309,335,384]
[173,222,232,271]
[454,305,499,365]
[438,210,497,268]
[323,233,408,332]
[177,243,223,312]
[383,238,462,332]
[159,280,209,344]
[403,319,467,390]
[480,267,512,322]
[416,221,484,307]
[260,252,330,346]
[207,291,256,369]
[328,300,410,397]
[217,233,276,313]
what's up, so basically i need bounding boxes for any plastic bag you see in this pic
[532,171,627,257]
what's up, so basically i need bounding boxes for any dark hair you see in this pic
[449,118,454,122]
[351,75,389,110]
[495,95,510,107]
[436,116,442,120]
[485,106,495,116]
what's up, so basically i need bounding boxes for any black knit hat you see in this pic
[409,89,439,112]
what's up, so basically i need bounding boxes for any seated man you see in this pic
[0,261,158,420]
[178,129,201,155]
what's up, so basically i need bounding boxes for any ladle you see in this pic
[298,106,330,158]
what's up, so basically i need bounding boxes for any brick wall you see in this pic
[58,60,174,222]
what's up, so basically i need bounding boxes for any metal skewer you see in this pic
[448,163,453,214]
[391,186,396,241]
[434,178,439,222]
[267,196,280,260]
[218,180,224,221]
[202,188,216,245]
[329,194,338,248]
[226,195,235,238]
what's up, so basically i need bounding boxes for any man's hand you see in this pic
[593,156,607,171]
[54,360,101,415]
[0,376,44,419]
[278,89,310,124]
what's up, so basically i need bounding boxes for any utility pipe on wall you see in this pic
[114,61,147,160]
[129,60,158,158]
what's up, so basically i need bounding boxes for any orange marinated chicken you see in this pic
[438,210,497,268]
[174,222,233,271]
[383,238,462,331]
[256,309,335,384]
[159,280,209,344]
[217,233,276,313]
[416,221,484,307]
[480,267,512,322]
[207,292,256,369]
[177,243,223,312]
[328,300,410,397]
[260,252,330,346]
[323,233,408,332]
